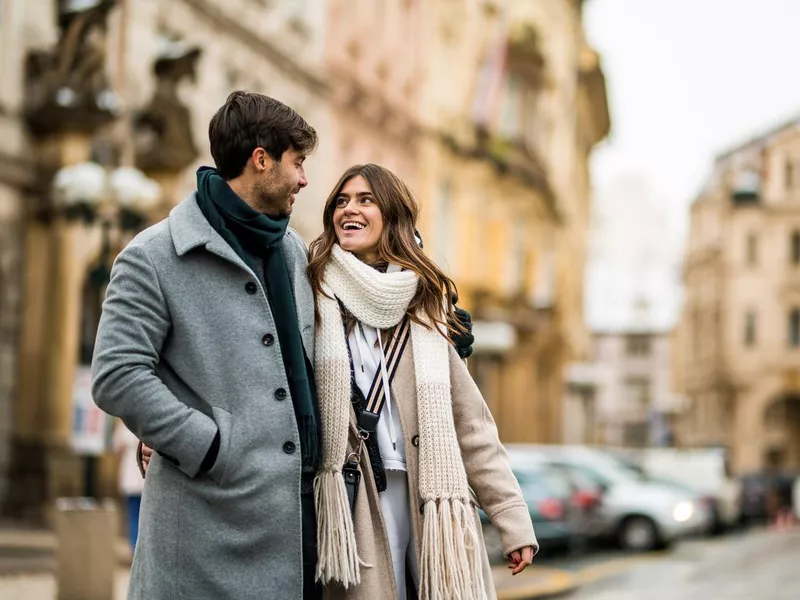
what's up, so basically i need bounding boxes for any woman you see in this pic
[308,164,537,600]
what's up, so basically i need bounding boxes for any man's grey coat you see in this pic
[92,194,315,600]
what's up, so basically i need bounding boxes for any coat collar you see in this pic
[169,191,290,275]
[169,192,239,261]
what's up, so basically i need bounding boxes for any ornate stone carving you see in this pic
[134,43,202,173]
[24,0,120,136]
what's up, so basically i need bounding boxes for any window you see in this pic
[626,334,651,357]
[790,309,800,347]
[532,239,555,308]
[625,377,652,409]
[498,75,522,139]
[746,233,758,265]
[505,221,525,292]
[435,181,455,271]
[744,311,756,347]
[792,230,800,264]
[787,159,794,190]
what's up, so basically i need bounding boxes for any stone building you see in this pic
[675,115,800,473]
[0,0,331,520]
[414,0,610,443]
[324,0,422,192]
[565,328,682,447]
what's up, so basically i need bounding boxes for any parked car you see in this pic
[645,476,715,536]
[633,447,741,533]
[479,462,579,560]
[508,445,701,552]
[607,451,715,536]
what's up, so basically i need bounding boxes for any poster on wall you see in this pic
[71,365,111,456]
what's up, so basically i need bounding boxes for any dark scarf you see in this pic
[195,166,319,468]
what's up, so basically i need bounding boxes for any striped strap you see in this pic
[357,317,412,434]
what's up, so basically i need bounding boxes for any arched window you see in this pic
[746,232,758,265]
[791,230,800,264]
[744,310,756,347]
[790,308,800,347]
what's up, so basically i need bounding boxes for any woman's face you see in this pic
[333,175,384,263]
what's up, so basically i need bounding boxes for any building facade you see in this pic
[565,329,681,447]
[675,116,800,473]
[1,0,331,520]
[415,0,609,443]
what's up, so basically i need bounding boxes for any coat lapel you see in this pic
[281,230,315,358]
[169,192,254,276]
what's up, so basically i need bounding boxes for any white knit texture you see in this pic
[314,246,486,599]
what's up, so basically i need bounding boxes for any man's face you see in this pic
[254,148,308,218]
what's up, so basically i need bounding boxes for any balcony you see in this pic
[473,127,560,222]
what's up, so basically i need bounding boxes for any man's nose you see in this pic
[298,175,308,189]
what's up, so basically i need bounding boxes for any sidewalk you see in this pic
[492,564,578,600]
[0,527,578,599]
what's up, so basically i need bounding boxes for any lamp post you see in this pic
[52,162,160,498]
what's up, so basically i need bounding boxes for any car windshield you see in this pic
[514,467,571,500]
[563,456,638,486]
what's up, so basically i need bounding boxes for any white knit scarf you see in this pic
[314,244,486,600]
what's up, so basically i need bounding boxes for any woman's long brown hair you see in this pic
[307,164,465,340]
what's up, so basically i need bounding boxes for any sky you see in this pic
[581,0,800,331]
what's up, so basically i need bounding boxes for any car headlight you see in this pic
[673,501,694,523]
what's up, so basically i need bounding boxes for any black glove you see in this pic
[449,295,475,359]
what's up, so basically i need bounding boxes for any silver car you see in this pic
[507,445,708,552]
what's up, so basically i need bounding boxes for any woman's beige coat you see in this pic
[323,342,537,600]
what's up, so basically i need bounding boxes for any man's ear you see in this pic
[251,147,270,173]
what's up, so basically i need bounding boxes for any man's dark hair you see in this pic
[208,91,318,180]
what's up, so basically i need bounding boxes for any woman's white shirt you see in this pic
[346,273,408,472]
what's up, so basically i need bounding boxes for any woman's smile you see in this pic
[333,175,384,263]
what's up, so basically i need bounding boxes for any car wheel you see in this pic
[618,516,660,552]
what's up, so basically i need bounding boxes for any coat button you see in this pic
[412,435,419,448]
[275,388,287,401]
[245,281,258,294]
[283,441,296,454]
[262,333,275,346]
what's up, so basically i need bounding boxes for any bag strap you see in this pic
[356,316,411,436]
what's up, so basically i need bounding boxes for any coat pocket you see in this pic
[206,406,233,487]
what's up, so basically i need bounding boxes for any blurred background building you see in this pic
[0,0,609,522]
[674,116,800,474]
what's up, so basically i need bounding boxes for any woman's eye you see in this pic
[335,198,348,208]
[361,196,373,204]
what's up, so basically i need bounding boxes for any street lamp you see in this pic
[52,161,161,497]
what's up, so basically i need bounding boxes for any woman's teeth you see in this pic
[342,222,366,230]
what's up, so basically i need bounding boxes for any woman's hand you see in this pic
[142,444,152,470]
[136,442,153,477]
[507,546,535,575]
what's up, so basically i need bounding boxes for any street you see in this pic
[1,526,797,599]
[556,527,800,600]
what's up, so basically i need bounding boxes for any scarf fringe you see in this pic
[419,499,487,600]
[314,470,364,587]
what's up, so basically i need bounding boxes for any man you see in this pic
[93,91,322,600]
[93,91,474,600]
